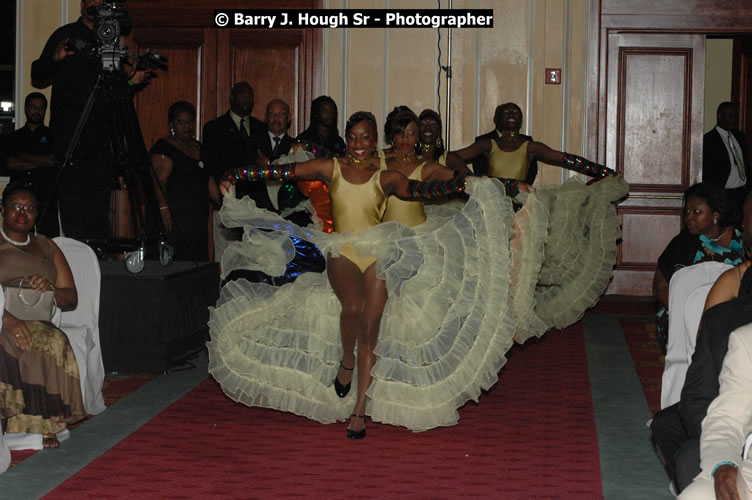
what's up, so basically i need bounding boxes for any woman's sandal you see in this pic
[43,434,60,449]
[347,414,366,440]
[333,361,354,398]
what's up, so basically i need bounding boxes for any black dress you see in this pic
[150,138,210,261]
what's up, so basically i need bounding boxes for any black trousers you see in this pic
[650,403,700,493]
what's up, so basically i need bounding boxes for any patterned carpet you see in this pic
[45,324,603,499]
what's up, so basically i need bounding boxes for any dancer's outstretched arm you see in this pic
[528,141,615,178]
[219,159,334,196]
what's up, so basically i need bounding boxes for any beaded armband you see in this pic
[406,173,468,200]
[221,164,296,185]
[561,154,614,178]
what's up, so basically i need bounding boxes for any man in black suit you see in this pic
[202,81,266,193]
[703,102,750,222]
[651,193,752,493]
[251,99,309,225]
[471,103,538,184]
[201,81,267,261]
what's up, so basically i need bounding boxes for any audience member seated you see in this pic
[652,291,752,493]
[702,193,752,313]
[150,101,221,261]
[652,191,752,493]
[653,183,744,349]
[0,183,85,449]
[678,323,752,499]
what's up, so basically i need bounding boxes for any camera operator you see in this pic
[30,0,147,242]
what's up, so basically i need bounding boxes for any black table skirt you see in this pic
[98,260,220,373]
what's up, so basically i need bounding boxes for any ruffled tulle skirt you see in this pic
[207,176,628,431]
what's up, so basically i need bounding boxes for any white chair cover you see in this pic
[661,261,733,409]
[53,236,106,415]
[0,290,9,473]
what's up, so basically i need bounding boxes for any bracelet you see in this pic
[160,206,169,211]
[221,164,296,185]
[561,153,613,178]
[127,79,134,87]
[712,461,738,478]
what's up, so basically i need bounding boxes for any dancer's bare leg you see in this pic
[348,264,388,433]
[327,255,365,387]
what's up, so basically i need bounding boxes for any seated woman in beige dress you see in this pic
[0,183,85,448]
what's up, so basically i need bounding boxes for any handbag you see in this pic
[2,277,56,322]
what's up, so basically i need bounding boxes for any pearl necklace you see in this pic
[0,226,30,246]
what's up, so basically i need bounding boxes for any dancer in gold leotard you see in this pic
[219,111,469,439]
[450,102,615,180]
[383,109,462,227]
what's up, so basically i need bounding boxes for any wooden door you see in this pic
[605,33,706,295]
[110,1,321,245]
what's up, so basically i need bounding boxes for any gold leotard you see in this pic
[488,139,530,180]
[330,157,387,272]
[382,162,427,227]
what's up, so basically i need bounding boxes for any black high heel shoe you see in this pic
[347,414,366,440]
[333,361,354,398]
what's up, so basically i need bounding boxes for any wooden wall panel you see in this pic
[587,1,752,294]
[228,31,300,130]
[621,53,687,187]
[127,0,322,137]
[604,33,704,294]
[130,34,203,149]
[619,210,682,268]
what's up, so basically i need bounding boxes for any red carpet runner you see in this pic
[45,323,602,499]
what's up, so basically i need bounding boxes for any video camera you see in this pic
[73,1,167,74]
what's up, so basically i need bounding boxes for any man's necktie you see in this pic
[727,133,745,181]
[272,136,281,158]
[239,119,249,139]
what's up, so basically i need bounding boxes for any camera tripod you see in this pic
[38,70,196,265]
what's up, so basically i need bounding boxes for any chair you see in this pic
[53,236,106,415]
[0,291,8,473]
[661,261,733,409]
